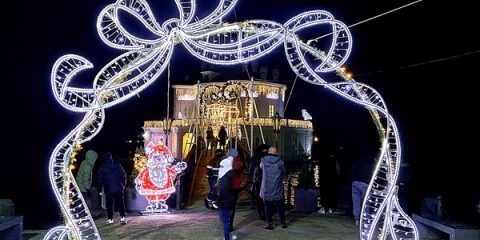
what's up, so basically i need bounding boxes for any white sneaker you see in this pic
[107,219,114,225]
[232,235,238,240]
[120,217,127,225]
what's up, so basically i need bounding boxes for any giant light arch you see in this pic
[46,0,418,239]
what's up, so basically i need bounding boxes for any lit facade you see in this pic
[144,80,313,162]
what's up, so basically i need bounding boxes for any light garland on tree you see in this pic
[47,0,417,239]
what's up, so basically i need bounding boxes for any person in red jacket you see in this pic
[226,148,245,232]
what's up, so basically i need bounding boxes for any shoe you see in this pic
[231,235,238,240]
[281,222,287,229]
[355,220,360,226]
[120,217,127,225]
[263,222,274,230]
[204,198,211,209]
[107,219,114,225]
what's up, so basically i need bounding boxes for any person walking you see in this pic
[216,151,237,240]
[249,144,270,220]
[229,148,245,231]
[97,152,127,225]
[205,149,223,209]
[260,146,287,229]
[76,150,98,210]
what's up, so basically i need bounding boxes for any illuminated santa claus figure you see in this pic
[135,139,187,213]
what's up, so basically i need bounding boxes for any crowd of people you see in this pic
[75,137,400,240]
[208,145,287,240]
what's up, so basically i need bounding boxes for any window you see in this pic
[268,104,275,117]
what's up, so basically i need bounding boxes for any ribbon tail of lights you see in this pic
[47,0,418,239]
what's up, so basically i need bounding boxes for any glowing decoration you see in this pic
[301,109,312,120]
[266,91,279,99]
[135,141,187,213]
[47,0,416,239]
[177,94,197,100]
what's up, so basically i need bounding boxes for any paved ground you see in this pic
[27,201,359,240]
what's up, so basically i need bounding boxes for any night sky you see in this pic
[1,0,479,229]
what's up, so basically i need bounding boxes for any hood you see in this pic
[85,150,98,164]
[101,159,118,172]
[263,154,281,164]
[218,157,233,179]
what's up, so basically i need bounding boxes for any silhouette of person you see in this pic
[218,126,228,150]
[260,146,287,229]
[216,153,236,240]
[205,149,223,209]
[76,150,98,210]
[249,144,270,220]
[206,126,215,152]
[97,152,127,225]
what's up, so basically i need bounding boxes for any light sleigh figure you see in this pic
[46,0,418,239]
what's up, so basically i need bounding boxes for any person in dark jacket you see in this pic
[205,149,223,209]
[97,152,127,225]
[216,155,237,240]
[218,126,228,150]
[206,126,216,153]
[350,155,375,225]
[249,144,270,220]
[260,146,287,229]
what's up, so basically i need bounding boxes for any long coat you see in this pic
[260,154,286,201]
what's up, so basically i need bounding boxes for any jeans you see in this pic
[264,200,286,224]
[106,191,125,219]
[219,208,231,240]
[352,181,369,221]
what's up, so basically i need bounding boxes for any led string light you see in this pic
[47,0,416,239]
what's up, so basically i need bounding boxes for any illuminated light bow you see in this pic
[46,0,417,239]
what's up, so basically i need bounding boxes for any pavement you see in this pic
[26,201,359,240]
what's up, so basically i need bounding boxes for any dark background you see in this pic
[1,0,479,229]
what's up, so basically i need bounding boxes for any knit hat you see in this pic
[227,148,238,157]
